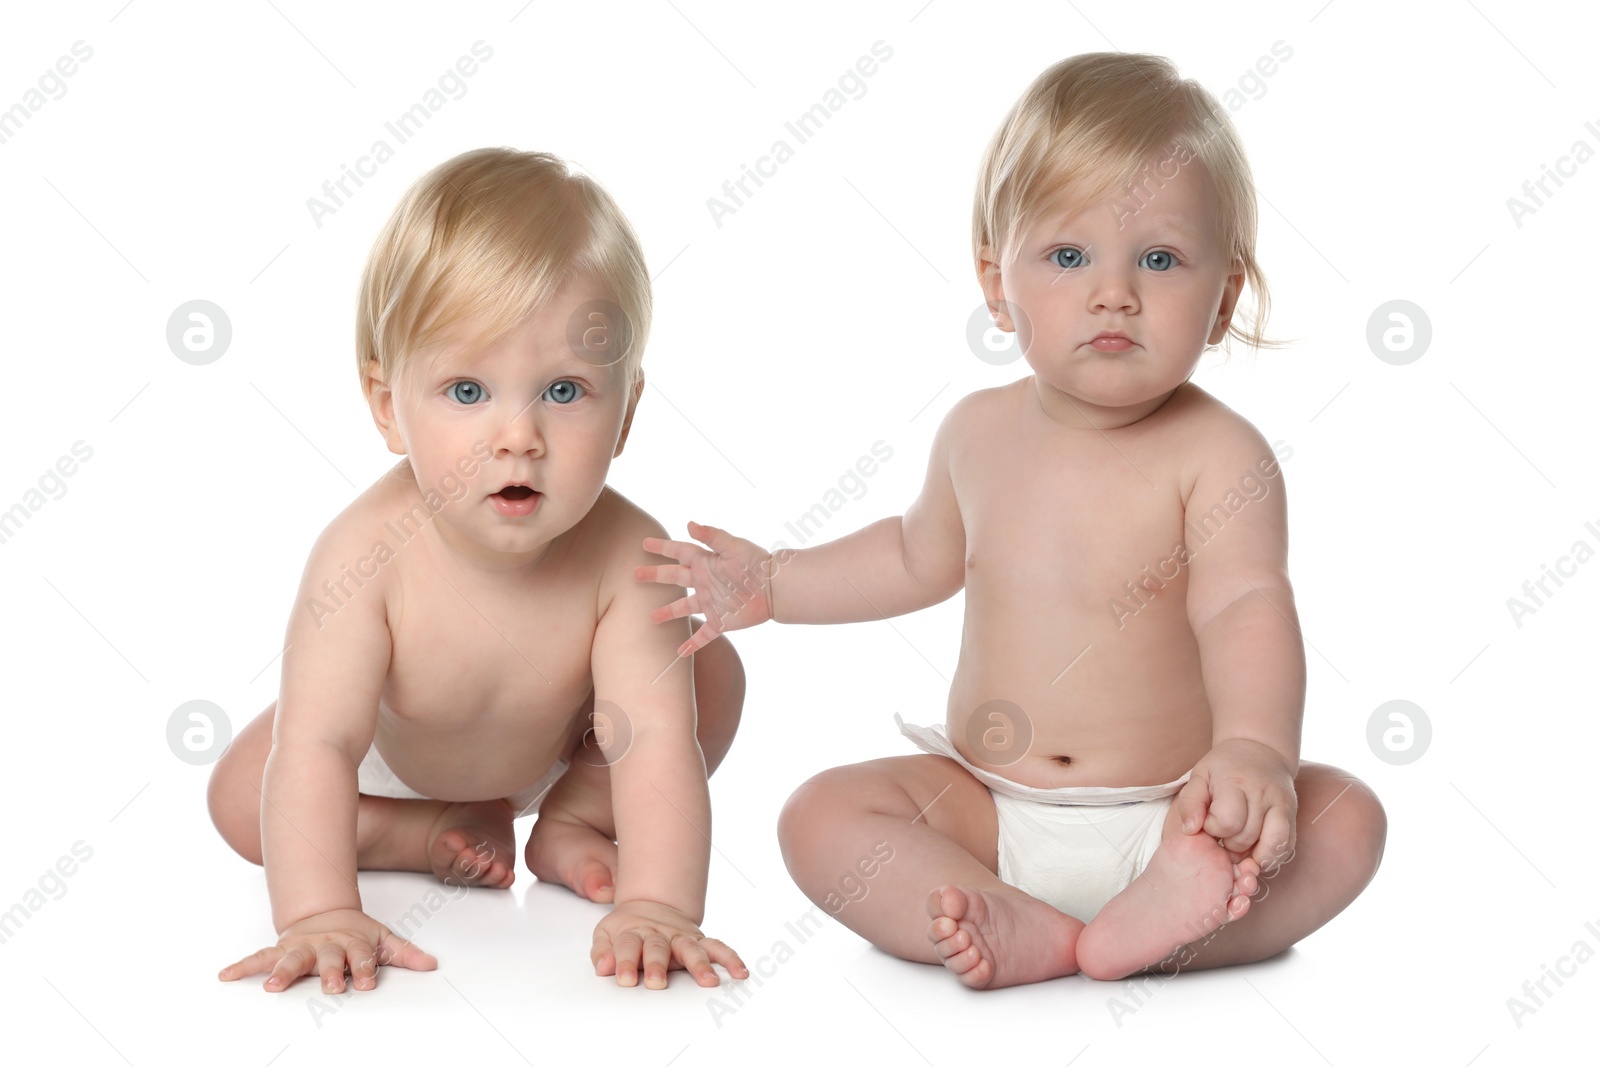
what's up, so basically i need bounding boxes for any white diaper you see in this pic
[896,714,1190,923]
[356,742,571,820]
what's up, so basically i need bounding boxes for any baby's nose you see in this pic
[493,400,544,455]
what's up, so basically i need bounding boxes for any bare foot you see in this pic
[1074,830,1259,981]
[925,885,1084,989]
[524,817,618,902]
[426,799,517,889]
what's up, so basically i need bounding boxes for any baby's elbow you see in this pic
[902,546,965,608]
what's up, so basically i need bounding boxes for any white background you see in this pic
[1,1,1596,1064]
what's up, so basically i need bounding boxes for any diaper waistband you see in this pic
[895,713,1190,805]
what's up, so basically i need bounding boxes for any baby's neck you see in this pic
[1028,376,1186,432]
[421,517,559,578]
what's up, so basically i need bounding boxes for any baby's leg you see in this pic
[778,755,1084,989]
[207,701,517,889]
[523,626,745,902]
[1073,762,1385,980]
[1128,762,1385,975]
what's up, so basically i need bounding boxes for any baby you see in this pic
[640,53,1386,987]
[209,148,748,993]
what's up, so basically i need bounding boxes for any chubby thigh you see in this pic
[779,753,1002,950]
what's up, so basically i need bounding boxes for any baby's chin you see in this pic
[1029,370,1163,411]
[1031,355,1198,405]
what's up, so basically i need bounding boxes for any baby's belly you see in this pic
[369,685,589,802]
[945,588,1213,789]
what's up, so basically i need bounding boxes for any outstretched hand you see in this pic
[219,908,437,993]
[592,899,748,989]
[635,521,785,657]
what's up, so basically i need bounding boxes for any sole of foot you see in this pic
[1075,830,1259,981]
[426,800,518,889]
[925,884,1084,989]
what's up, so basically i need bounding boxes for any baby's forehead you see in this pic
[1026,161,1222,237]
[410,318,615,382]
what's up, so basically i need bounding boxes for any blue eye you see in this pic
[449,380,484,404]
[544,380,583,404]
[1051,247,1086,269]
[1141,250,1176,271]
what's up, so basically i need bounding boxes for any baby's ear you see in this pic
[976,245,1011,329]
[613,373,645,458]
[365,359,407,456]
[1208,266,1246,346]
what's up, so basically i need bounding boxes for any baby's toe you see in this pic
[574,858,615,901]
[926,885,969,923]
[932,927,971,959]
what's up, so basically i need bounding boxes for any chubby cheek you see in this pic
[548,423,621,490]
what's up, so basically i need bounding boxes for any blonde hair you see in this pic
[357,147,652,390]
[973,53,1279,352]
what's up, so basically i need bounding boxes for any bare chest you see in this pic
[958,425,1191,618]
[381,552,598,730]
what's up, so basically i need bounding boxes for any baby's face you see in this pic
[377,273,640,566]
[986,155,1243,418]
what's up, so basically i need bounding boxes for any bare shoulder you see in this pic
[931,380,1020,451]
[949,380,1018,427]
[286,462,417,637]
[582,486,671,607]
[306,461,414,561]
[1167,384,1282,503]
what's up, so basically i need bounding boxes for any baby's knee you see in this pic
[1309,770,1386,886]
[206,743,265,866]
[690,630,746,738]
[776,767,856,853]
[1343,778,1387,878]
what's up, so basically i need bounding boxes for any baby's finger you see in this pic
[679,622,727,658]
[1222,792,1267,854]
[1203,784,1248,841]
[590,930,616,976]
[641,934,673,990]
[1255,806,1295,871]
[315,941,349,993]
[640,537,706,564]
[612,932,645,987]
[1173,776,1212,834]
[263,943,314,992]
[218,946,282,982]
[685,521,728,549]
[670,936,719,987]
[634,563,693,588]
[697,937,749,980]
[649,594,702,624]
[347,939,379,991]
[373,930,437,972]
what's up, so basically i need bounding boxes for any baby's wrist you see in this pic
[763,547,793,623]
[609,894,704,925]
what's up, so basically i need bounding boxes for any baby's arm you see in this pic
[589,527,748,989]
[638,402,968,652]
[1172,420,1305,870]
[219,524,434,992]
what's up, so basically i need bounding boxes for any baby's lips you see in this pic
[493,483,537,499]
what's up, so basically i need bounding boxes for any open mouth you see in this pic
[496,485,535,500]
[490,483,540,516]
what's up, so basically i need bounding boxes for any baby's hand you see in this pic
[591,899,748,989]
[1173,739,1297,871]
[218,908,437,993]
[636,521,784,657]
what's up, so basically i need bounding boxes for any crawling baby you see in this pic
[210,147,748,993]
